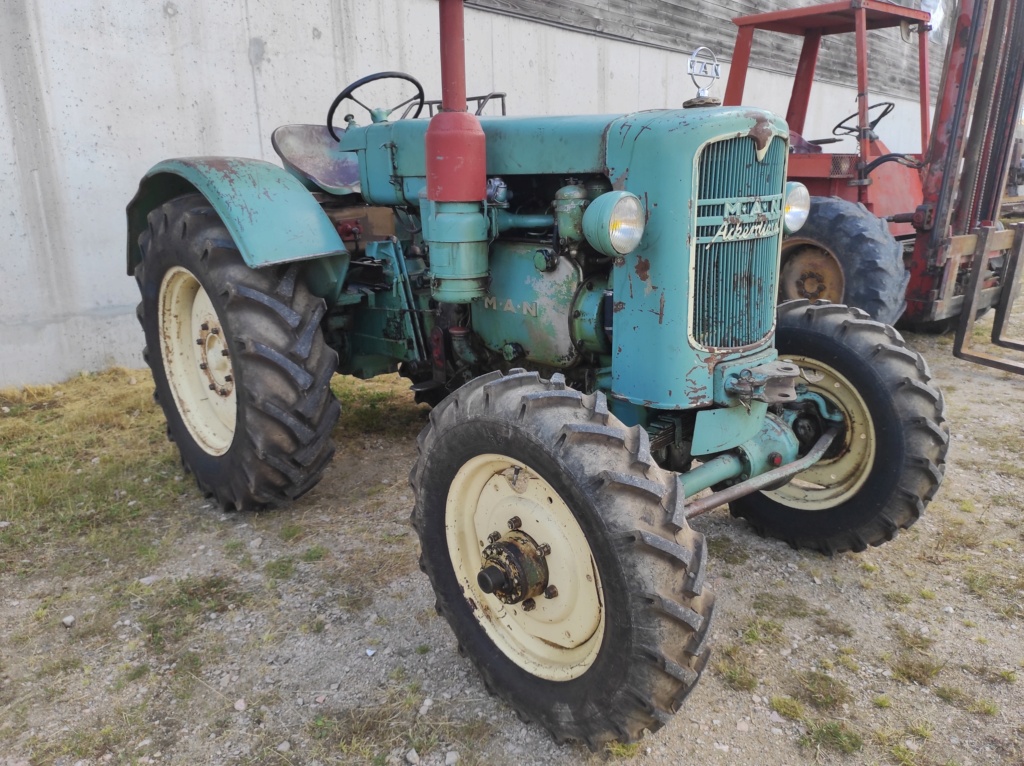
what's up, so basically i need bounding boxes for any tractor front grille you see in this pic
[693,135,787,348]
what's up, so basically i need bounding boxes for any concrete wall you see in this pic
[0,0,929,387]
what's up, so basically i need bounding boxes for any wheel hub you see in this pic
[796,271,827,299]
[779,244,844,304]
[477,528,549,605]
[196,321,234,398]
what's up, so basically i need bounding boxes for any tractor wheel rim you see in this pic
[780,242,845,304]
[446,453,604,681]
[158,266,237,455]
[766,356,875,509]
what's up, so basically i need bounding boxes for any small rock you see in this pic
[445,751,460,766]
[769,712,786,725]
[296,698,304,706]
[139,576,160,586]
[315,695,326,704]
[136,738,152,749]
[62,615,76,628]
[0,407,10,414]
[904,739,920,752]
[713,743,730,753]
[366,648,376,657]
[249,538,263,550]
[737,720,750,732]
[418,698,433,716]
[276,741,291,753]
[406,748,420,764]
[751,695,761,704]
[942,606,954,614]
[128,377,138,385]
[91,457,100,464]
[234,699,246,712]
[330,682,340,691]
[0,521,12,528]
[771,727,784,736]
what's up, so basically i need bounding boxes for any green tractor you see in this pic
[126,0,947,748]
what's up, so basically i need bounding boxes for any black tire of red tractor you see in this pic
[410,370,715,748]
[730,300,948,554]
[134,193,340,511]
[782,196,908,325]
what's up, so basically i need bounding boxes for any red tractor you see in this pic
[724,0,1024,353]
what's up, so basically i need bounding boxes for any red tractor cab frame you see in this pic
[724,1,931,237]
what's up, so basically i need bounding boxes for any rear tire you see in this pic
[730,301,948,554]
[410,370,714,747]
[780,197,908,324]
[134,194,340,510]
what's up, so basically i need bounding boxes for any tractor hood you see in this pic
[338,107,784,207]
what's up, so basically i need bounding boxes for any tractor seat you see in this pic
[271,124,362,196]
[789,131,823,154]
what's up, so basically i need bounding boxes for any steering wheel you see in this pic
[327,71,426,141]
[832,101,895,137]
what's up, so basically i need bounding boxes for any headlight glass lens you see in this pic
[609,195,645,254]
[783,182,811,234]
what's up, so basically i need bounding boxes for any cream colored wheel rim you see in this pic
[446,454,604,681]
[765,356,875,510]
[780,242,845,304]
[158,266,237,455]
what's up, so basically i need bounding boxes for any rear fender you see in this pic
[125,157,347,275]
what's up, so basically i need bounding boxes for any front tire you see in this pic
[410,370,714,747]
[134,194,340,510]
[730,301,948,554]
[780,197,908,324]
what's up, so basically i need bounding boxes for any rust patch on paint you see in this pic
[747,113,774,154]
[613,301,626,313]
[634,255,651,282]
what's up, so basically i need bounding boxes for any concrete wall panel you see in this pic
[0,0,930,386]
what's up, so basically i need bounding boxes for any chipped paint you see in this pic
[634,254,651,282]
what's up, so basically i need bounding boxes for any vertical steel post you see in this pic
[854,5,871,205]
[723,27,754,106]
[786,31,821,135]
[917,24,931,151]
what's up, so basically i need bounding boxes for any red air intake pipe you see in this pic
[425,0,487,202]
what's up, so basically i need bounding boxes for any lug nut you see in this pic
[487,531,501,544]
[538,543,551,557]
[219,388,228,396]
[544,585,558,599]
[196,338,203,346]
[210,327,220,335]
[209,383,216,391]
[221,349,230,357]
[199,363,208,370]
[522,598,536,612]
[201,322,209,331]
[507,516,522,530]
[224,375,233,382]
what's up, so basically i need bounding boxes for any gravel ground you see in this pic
[2,327,1023,766]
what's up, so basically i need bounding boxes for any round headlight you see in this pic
[783,182,811,234]
[583,192,646,256]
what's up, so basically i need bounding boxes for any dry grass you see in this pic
[0,369,183,577]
